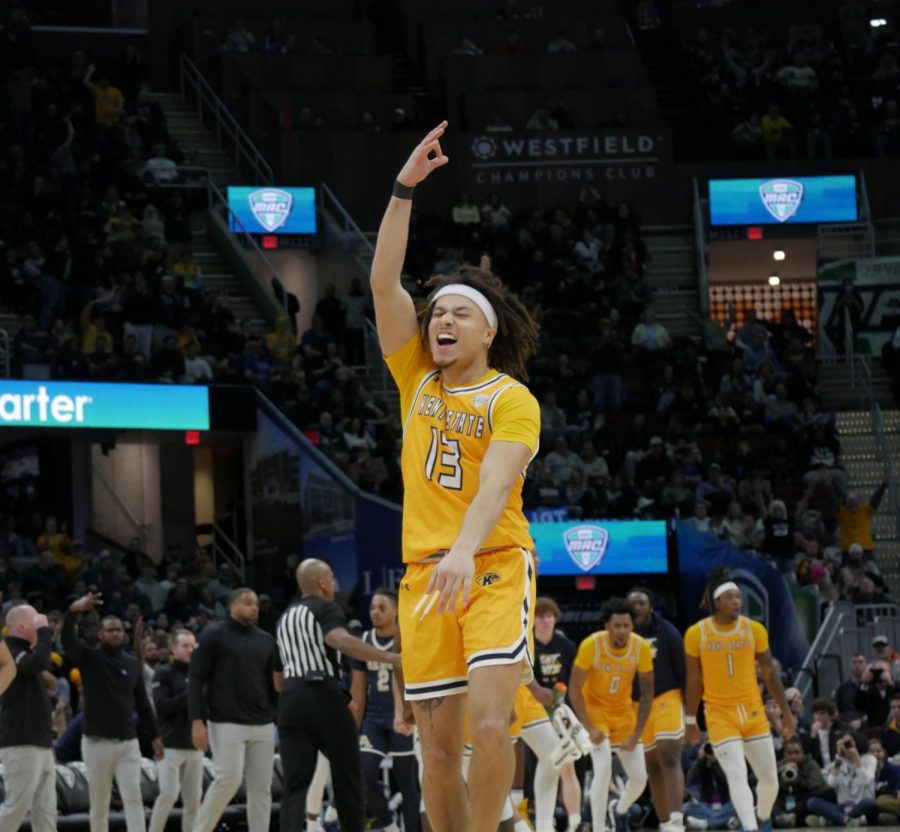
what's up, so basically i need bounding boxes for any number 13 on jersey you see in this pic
[425,427,463,490]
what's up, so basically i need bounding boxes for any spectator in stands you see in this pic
[836,653,868,723]
[526,107,559,130]
[152,334,186,383]
[775,53,819,95]
[223,22,256,53]
[547,31,577,53]
[880,696,900,758]
[451,193,481,229]
[838,483,888,556]
[761,104,795,159]
[855,660,899,727]
[685,500,712,532]
[810,697,848,768]
[695,464,736,516]
[142,145,179,184]
[83,65,124,127]
[682,742,737,830]
[23,551,68,610]
[340,278,369,365]
[731,114,765,158]
[872,637,900,678]
[867,738,900,821]
[481,192,513,230]
[183,342,213,384]
[544,436,582,486]
[806,731,876,826]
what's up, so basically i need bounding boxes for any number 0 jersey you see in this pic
[683,615,768,708]
[574,631,653,712]
[385,334,540,563]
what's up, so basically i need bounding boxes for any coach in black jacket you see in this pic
[62,591,162,832]
[0,605,55,832]
[149,628,203,832]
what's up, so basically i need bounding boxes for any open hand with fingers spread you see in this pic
[69,592,102,614]
[396,121,450,188]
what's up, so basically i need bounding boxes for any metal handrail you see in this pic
[92,468,150,546]
[151,165,288,317]
[318,182,375,257]
[179,53,273,186]
[212,521,246,580]
[692,178,710,316]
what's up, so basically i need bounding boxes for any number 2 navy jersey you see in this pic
[351,630,396,719]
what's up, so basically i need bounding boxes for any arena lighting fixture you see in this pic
[773,250,786,261]
[871,18,888,27]
[768,274,781,286]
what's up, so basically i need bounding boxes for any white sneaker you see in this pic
[805,817,827,828]
[685,818,708,831]
[726,818,741,830]
[847,819,867,827]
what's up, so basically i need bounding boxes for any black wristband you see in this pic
[392,180,415,200]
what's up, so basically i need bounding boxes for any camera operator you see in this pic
[772,737,827,827]
[855,661,899,727]
[806,731,876,826]
[682,741,738,830]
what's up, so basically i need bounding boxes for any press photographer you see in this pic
[683,741,738,831]
[772,737,827,827]
[855,662,900,727]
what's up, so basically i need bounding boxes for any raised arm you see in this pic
[370,121,449,356]
[63,592,103,663]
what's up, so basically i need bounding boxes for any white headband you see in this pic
[431,284,498,329]
[713,581,740,600]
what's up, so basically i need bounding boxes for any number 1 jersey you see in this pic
[385,334,540,563]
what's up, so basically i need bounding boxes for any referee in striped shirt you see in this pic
[276,558,401,832]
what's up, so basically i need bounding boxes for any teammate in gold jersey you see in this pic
[569,598,654,832]
[684,574,795,832]
[371,121,541,832]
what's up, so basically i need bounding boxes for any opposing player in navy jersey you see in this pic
[350,589,420,832]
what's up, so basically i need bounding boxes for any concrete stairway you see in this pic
[820,359,895,411]
[837,409,900,594]
[642,224,701,341]
[148,91,270,333]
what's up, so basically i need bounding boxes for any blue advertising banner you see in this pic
[676,523,808,668]
[531,519,668,576]
[228,186,317,234]
[0,381,209,430]
[709,175,857,226]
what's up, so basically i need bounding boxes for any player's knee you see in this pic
[422,744,462,781]
[658,743,682,770]
[469,714,512,753]
[645,753,662,777]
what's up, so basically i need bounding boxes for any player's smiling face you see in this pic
[428,295,495,371]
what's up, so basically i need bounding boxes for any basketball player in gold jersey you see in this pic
[569,598,654,832]
[684,573,795,832]
[371,121,541,832]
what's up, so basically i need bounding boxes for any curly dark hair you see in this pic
[599,597,636,626]
[418,264,539,382]
[700,568,736,613]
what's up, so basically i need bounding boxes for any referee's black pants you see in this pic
[278,679,365,832]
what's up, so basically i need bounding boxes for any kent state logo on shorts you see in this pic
[563,525,610,572]
[475,572,501,587]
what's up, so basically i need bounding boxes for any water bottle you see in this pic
[549,682,567,713]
